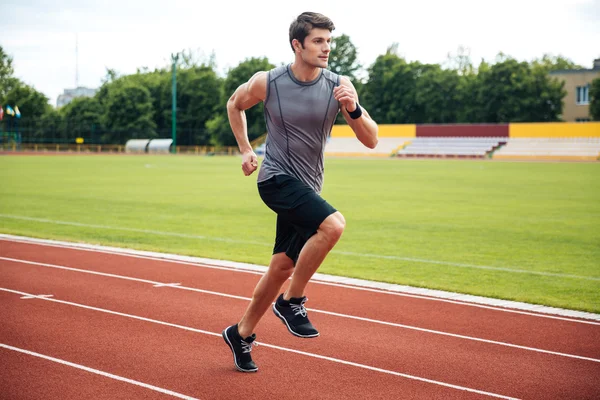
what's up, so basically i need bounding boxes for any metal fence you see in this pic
[0,141,240,155]
[0,119,211,147]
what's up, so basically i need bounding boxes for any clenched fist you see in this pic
[241,150,258,176]
[333,84,358,112]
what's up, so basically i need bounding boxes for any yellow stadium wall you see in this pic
[509,122,600,138]
[331,124,416,138]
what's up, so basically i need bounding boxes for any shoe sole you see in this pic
[222,328,258,373]
[272,304,320,338]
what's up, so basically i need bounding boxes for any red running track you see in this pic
[1,238,599,399]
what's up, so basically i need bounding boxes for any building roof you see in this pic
[549,68,600,75]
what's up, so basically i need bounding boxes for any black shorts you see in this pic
[257,174,337,264]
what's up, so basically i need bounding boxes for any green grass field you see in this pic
[1,155,599,313]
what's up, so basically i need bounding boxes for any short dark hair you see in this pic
[289,12,335,53]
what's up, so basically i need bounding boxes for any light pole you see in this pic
[171,53,179,154]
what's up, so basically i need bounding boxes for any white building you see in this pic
[56,87,98,108]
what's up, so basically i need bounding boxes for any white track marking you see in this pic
[1,257,599,362]
[0,288,519,399]
[0,344,199,400]
[0,257,251,301]
[2,234,600,323]
[20,294,54,300]
[153,283,181,288]
[311,308,600,363]
[1,215,597,281]
[307,280,600,324]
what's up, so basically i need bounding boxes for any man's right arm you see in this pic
[227,71,267,176]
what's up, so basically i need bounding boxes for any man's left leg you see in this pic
[285,211,345,299]
[273,211,345,338]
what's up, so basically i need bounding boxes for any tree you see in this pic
[361,52,406,123]
[101,68,120,84]
[4,83,51,121]
[207,57,274,147]
[415,65,461,123]
[35,109,63,143]
[60,97,104,142]
[531,54,584,72]
[179,48,218,70]
[124,70,169,133]
[0,46,19,102]
[162,65,224,146]
[329,34,361,82]
[474,56,564,122]
[444,46,474,76]
[590,78,600,121]
[102,80,157,143]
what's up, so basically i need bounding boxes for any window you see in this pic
[575,118,591,122]
[576,84,590,105]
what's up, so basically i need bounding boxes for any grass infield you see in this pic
[1,155,598,313]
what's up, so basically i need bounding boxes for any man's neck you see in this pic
[290,61,321,82]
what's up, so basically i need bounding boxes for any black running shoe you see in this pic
[222,324,258,372]
[272,294,319,338]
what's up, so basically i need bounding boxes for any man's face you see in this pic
[297,28,332,68]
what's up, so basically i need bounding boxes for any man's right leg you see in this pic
[223,252,293,372]
[238,252,294,338]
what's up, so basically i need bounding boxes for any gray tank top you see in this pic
[257,64,340,194]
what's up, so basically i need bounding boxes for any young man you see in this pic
[222,11,378,373]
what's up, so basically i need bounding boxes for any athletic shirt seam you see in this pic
[273,78,302,180]
[314,75,337,189]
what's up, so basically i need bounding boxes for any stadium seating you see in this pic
[396,137,506,158]
[325,137,411,157]
[493,138,600,161]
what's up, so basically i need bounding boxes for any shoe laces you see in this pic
[241,339,257,354]
[290,298,308,318]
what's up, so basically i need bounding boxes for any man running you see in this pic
[223,11,379,372]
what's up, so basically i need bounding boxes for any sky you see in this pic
[1,0,599,107]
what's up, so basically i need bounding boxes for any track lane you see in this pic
[2,259,600,399]
[2,239,598,359]
[0,346,193,400]
[0,291,498,400]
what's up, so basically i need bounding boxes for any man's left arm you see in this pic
[334,76,379,149]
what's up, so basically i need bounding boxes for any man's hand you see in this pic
[333,84,358,112]
[241,150,258,176]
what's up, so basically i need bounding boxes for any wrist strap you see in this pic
[347,103,362,119]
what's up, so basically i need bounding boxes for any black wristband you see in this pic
[347,103,362,119]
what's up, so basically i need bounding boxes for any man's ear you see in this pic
[292,39,302,53]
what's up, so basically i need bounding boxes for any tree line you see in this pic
[1,39,599,146]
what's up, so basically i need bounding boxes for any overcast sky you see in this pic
[1,0,599,106]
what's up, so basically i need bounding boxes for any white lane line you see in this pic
[1,216,596,281]
[21,294,54,300]
[308,280,600,325]
[0,288,519,400]
[311,308,600,363]
[153,283,181,288]
[2,236,600,323]
[1,256,599,363]
[0,257,252,302]
[0,344,199,400]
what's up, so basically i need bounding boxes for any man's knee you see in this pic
[270,253,295,278]
[319,212,346,245]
